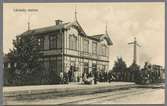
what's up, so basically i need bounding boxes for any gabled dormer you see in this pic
[90,33,113,46]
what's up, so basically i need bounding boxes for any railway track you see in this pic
[58,88,157,105]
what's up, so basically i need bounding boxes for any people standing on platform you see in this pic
[60,72,64,84]
[68,68,73,82]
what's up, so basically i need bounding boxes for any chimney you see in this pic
[55,20,63,25]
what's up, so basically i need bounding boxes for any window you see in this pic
[102,45,106,56]
[83,39,89,53]
[69,34,77,50]
[49,35,57,49]
[106,47,109,56]
[57,57,62,72]
[102,65,106,71]
[8,63,11,68]
[57,34,62,49]
[83,62,89,74]
[14,63,17,67]
[92,63,97,72]
[92,42,97,54]
[37,37,44,50]
[49,58,58,83]
[49,59,57,72]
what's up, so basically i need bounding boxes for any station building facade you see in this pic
[5,19,113,82]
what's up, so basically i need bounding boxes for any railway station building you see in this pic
[4,19,113,83]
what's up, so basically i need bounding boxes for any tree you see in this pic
[128,62,140,82]
[128,62,140,71]
[4,52,16,86]
[112,57,127,72]
[110,57,127,81]
[8,33,43,85]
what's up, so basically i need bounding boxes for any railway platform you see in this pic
[3,82,164,100]
[3,82,135,99]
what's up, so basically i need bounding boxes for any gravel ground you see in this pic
[4,88,164,105]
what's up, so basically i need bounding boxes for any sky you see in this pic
[3,3,165,68]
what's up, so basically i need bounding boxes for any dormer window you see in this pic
[55,20,63,25]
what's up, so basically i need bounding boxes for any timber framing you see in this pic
[13,19,113,83]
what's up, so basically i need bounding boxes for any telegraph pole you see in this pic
[74,5,78,22]
[27,14,31,31]
[27,22,30,31]
[128,37,141,64]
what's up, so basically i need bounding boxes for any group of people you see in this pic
[59,67,116,84]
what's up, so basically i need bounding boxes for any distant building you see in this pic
[4,19,113,83]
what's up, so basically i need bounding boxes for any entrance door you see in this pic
[83,62,89,78]
[92,63,97,84]
[69,62,75,82]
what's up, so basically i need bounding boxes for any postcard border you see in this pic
[1,0,166,106]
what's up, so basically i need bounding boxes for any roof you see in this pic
[22,22,69,35]
[91,34,104,40]
[20,20,113,46]
[90,34,113,45]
